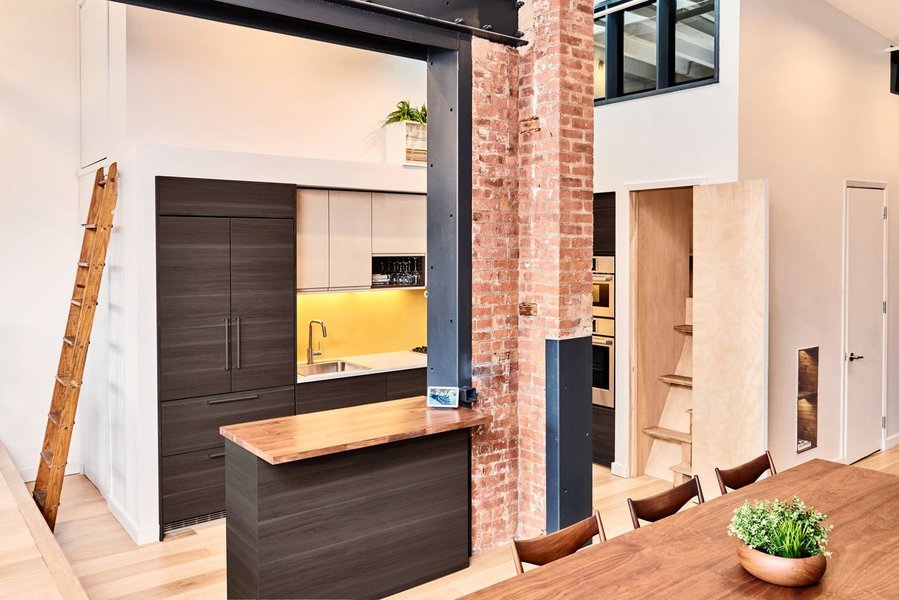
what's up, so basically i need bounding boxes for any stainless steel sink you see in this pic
[297,361,370,378]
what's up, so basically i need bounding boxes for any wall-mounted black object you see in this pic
[891,49,898,95]
[593,192,616,256]
[545,336,593,533]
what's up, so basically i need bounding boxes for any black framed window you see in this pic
[594,0,718,104]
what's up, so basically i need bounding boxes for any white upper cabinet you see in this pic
[328,191,372,289]
[296,189,330,291]
[371,193,427,255]
[79,0,109,168]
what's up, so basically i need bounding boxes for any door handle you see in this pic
[849,353,864,362]
[224,318,230,371]
[235,317,241,370]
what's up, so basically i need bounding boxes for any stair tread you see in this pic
[670,462,693,475]
[48,412,61,426]
[40,450,54,466]
[63,336,75,346]
[643,426,692,444]
[673,324,693,335]
[659,374,693,387]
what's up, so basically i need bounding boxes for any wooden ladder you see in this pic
[33,164,118,530]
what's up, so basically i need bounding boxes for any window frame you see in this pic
[593,0,719,105]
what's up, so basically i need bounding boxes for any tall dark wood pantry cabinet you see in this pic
[156,177,296,533]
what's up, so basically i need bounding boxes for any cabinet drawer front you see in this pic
[161,447,226,526]
[386,368,427,401]
[157,177,295,218]
[295,373,387,414]
[160,386,294,456]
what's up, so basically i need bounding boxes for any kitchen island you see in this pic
[220,396,490,600]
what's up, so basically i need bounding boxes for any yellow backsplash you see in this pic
[296,289,427,361]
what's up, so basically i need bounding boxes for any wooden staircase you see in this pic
[33,164,118,530]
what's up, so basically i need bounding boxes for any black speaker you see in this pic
[892,49,898,95]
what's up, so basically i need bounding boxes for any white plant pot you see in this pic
[384,121,427,167]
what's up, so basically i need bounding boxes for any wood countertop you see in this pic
[220,396,490,465]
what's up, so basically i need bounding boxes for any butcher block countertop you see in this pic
[219,397,490,465]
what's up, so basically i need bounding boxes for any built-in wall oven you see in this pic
[592,256,614,319]
[592,317,614,408]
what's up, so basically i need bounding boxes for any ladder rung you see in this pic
[54,373,77,387]
[33,489,47,510]
[48,411,61,426]
[71,298,82,307]
[40,450,55,467]
[78,262,90,268]
[63,336,75,347]
[97,177,107,187]
[76,283,86,289]
[83,224,98,230]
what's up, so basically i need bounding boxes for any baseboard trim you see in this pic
[886,433,899,450]
[19,464,81,484]
[106,493,158,545]
[611,461,629,478]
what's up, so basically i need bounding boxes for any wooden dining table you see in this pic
[463,460,899,599]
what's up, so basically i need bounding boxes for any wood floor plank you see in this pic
[41,447,899,599]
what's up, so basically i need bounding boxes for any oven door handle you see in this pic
[593,275,613,282]
[592,337,614,346]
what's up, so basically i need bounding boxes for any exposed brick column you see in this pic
[468,0,594,548]
[469,37,521,552]
[514,0,595,537]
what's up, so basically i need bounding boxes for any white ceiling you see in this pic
[823,0,899,44]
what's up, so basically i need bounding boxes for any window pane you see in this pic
[593,16,607,100]
[675,0,716,84]
[623,2,658,95]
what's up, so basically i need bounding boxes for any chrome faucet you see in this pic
[307,320,327,364]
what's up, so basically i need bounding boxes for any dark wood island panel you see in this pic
[221,397,490,599]
[226,429,470,599]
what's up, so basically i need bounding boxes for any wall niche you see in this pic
[797,346,819,453]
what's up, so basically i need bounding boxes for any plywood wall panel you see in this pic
[693,180,768,498]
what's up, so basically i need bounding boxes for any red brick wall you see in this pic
[470,37,521,552]
[469,0,594,549]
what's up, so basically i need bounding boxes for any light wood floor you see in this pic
[44,448,898,599]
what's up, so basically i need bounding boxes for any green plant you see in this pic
[384,100,427,126]
[728,496,832,559]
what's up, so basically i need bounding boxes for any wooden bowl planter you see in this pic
[737,543,827,587]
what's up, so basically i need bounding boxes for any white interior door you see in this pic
[845,186,886,463]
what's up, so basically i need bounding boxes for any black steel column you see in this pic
[426,42,473,390]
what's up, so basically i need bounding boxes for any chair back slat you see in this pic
[627,475,704,528]
[511,511,606,574]
[715,451,777,495]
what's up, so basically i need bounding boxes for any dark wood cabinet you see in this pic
[230,218,296,392]
[157,217,232,401]
[160,386,295,457]
[386,367,428,400]
[156,178,297,532]
[593,192,615,256]
[295,368,428,414]
[592,405,615,467]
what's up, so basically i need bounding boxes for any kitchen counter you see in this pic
[220,397,489,599]
[296,350,426,383]
[220,397,489,464]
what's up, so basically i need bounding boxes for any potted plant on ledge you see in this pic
[383,100,427,167]
[728,496,832,587]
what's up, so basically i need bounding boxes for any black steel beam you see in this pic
[426,44,473,391]
[362,0,522,40]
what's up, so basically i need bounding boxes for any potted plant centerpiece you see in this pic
[383,100,427,166]
[727,496,832,587]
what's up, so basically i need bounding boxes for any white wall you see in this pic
[124,6,426,162]
[594,0,741,476]
[739,0,899,468]
[72,6,428,543]
[0,1,81,480]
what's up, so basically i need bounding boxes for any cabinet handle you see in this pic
[207,394,259,405]
[208,451,225,459]
[224,318,230,371]
[235,317,241,370]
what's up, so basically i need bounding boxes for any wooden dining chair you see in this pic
[715,451,777,495]
[627,475,704,529]
[511,510,607,574]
